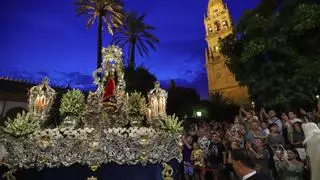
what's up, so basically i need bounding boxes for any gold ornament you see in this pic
[162,162,173,180]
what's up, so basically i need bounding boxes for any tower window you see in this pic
[216,72,221,79]
[222,21,228,29]
[213,21,221,32]
[214,9,219,15]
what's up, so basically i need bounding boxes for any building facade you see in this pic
[204,0,248,104]
[0,77,70,122]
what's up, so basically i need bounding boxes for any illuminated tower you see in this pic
[204,0,248,104]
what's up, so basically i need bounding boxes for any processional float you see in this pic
[0,46,182,180]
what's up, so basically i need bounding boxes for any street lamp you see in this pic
[196,111,202,117]
[251,101,255,108]
[316,95,319,99]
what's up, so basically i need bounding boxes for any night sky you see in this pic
[0,0,260,98]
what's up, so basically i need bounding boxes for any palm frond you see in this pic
[137,39,149,57]
[75,0,124,35]
[110,11,159,64]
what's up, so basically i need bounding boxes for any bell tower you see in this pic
[204,0,248,104]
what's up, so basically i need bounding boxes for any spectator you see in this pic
[198,126,210,154]
[267,123,285,147]
[207,132,226,179]
[287,112,299,142]
[225,141,240,180]
[250,139,270,176]
[191,142,205,180]
[182,135,193,180]
[245,120,266,144]
[229,149,273,180]
[261,121,270,135]
[291,121,305,148]
[268,110,283,135]
[275,148,304,180]
[281,113,290,144]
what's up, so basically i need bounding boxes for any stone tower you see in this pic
[204,0,248,104]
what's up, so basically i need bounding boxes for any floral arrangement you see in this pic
[160,114,183,133]
[1,111,40,137]
[30,127,95,140]
[127,92,147,117]
[104,127,156,138]
[59,89,85,117]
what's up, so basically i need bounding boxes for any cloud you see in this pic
[53,71,95,90]
[1,68,208,99]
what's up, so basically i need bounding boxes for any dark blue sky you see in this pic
[0,0,260,98]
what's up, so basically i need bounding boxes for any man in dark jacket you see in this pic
[229,149,272,180]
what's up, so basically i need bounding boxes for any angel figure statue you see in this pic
[147,81,167,120]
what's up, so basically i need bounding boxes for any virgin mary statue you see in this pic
[102,72,116,102]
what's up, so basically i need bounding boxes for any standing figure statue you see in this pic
[149,93,159,118]
[102,71,116,103]
[147,81,167,120]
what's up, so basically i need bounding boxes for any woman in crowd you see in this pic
[245,120,266,145]
[275,148,304,180]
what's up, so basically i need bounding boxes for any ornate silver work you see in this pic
[0,46,183,178]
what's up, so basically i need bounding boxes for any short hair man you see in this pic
[229,149,272,180]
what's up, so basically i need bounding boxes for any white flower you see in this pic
[114,128,120,134]
[87,128,94,133]
[79,129,85,134]
[107,129,112,134]
[128,133,133,137]
[120,128,125,133]
[40,131,47,136]
[60,127,67,132]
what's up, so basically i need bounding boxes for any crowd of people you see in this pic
[181,106,320,180]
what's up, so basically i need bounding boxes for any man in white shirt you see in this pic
[229,149,272,180]
[268,110,283,135]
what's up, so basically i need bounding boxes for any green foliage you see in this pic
[2,111,40,137]
[207,92,239,122]
[59,89,85,117]
[167,85,201,118]
[160,114,183,133]
[111,12,159,68]
[127,91,146,117]
[124,66,157,95]
[220,0,320,110]
[75,0,124,69]
[75,0,124,35]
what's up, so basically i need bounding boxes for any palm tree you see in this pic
[75,0,124,69]
[111,12,159,69]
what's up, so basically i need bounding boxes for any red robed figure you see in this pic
[102,76,115,102]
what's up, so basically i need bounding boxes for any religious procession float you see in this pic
[0,46,183,180]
